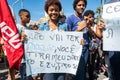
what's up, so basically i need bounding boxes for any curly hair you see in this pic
[83,10,94,17]
[73,0,87,10]
[18,9,30,16]
[44,0,62,13]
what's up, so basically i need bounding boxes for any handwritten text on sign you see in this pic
[103,2,120,51]
[24,30,83,76]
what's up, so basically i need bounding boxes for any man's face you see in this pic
[20,12,30,23]
[84,14,94,24]
[88,14,94,23]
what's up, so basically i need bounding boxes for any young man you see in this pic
[16,9,31,80]
[66,0,88,80]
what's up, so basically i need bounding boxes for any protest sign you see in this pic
[24,30,83,76]
[102,1,120,51]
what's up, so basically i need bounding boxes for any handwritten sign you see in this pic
[24,30,83,76]
[103,2,120,51]
[102,2,120,19]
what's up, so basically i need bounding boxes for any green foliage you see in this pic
[95,6,103,23]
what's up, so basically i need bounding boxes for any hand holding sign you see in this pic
[99,18,106,30]
[24,30,83,76]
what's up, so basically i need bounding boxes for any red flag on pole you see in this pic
[0,0,24,70]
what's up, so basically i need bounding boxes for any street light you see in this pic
[101,0,106,6]
[11,0,24,22]
[12,0,20,8]
[11,0,19,22]
[21,0,24,9]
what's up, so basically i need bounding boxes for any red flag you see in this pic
[0,0,24,70]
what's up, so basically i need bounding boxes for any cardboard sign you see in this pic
[103,2,120,51]
[24,30,83,76]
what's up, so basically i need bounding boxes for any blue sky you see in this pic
[7,0,109,23]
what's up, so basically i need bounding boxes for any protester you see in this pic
[39,0,68,80]
[65,0,88,80]
[16,9,31,80]
[82,10,103,80]
[102,0,120,80]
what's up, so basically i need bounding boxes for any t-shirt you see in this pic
[66,14,89,45]
[39,20,68,31]
[16,24,30,63]
[17,24,30,33]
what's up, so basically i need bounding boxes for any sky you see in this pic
[7,0,109,23]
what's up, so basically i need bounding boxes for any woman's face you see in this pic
[47,4,60,21]
[75,1,86,15]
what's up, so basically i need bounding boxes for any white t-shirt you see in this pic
[16,24,30,63]
[17,24,30,33]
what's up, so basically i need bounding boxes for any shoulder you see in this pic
[16,24,24,28]
[58,20,68,31]
[16,24,23,32]
[39,21,48,27]
[66,14,81,24]
[59,20,67,26]
[39,21,49,30]
[66,14,75,20]
[16,24,21,28]
[65,14,75,25]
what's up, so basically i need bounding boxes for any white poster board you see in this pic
[102,2,120,51]
[24,30,83,76]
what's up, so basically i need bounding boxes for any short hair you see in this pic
[83,10,94,17]
[44,0,62,13]
[73,0,87,10]
[18,9,30,16]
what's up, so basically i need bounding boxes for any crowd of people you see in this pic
[0,0,120,80]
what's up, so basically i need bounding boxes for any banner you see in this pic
[102,1,120,51]
[0,0,24,69]
[24,30,83,76]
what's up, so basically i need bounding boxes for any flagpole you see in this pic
[11,0,21,22]
[21,0,24,9]
[12,0,20,8]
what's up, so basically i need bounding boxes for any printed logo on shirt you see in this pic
[77,22,81,26]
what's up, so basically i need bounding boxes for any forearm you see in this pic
[76,21,87,32]
[96,25,103,38]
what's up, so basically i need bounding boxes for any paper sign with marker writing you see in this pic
[102,2,120,51]
[24,30,83,76]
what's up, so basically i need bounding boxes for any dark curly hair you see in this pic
[44,0,62,13]
[18,9,30,16]
[83,10,94,17]
[73,0,87,10]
